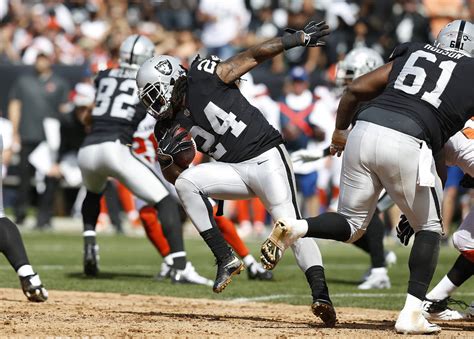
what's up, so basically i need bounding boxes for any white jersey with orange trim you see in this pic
[443,118,474,258]
[445,117,474,177]
[132,114,159,166]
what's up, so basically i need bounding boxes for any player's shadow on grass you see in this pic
[116,310,422,332]
[117,310,320,328]
[66,272,152,280]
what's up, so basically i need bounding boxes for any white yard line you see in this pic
[231,292,474,303]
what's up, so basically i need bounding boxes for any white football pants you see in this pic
[78,140,169,204]
[175,144,322,271]
[339,121,443,243]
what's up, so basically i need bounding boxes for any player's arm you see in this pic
[161,163,183,185]
[216,21,329,84]
[8,99,21,148]
[336,62,393,129]
[330,62,393,156]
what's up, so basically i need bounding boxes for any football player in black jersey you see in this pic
[78,35,211,285]
[261,20,474,334]
[136,22,336,326]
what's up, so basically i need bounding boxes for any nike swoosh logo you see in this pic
[257,159,269,165]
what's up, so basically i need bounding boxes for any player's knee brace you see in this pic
[453,230,474,263]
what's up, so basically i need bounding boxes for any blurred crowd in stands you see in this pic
[0,0,471,240]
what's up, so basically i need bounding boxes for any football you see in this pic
[172,127,196,169]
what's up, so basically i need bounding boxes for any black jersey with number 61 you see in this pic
[82,68,147,147]
[368,42,474,152]
[183,56,283,163]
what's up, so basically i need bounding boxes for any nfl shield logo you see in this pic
[155,60,172,75]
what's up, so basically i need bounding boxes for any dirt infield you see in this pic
[0,288,472,337]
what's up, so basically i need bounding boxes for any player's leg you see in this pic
[369,131,443,334]
[0,139,47,301]
[112,146,189,272]
[422,208,474,320]
[354,212,391,290]
[175,162,254,292]
[113,146,212,286]
[78,145,108,276]
[249,145,336,327]
[213,207,272,281]
[261,125,383,267]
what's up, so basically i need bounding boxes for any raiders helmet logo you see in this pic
[155,60,173,75]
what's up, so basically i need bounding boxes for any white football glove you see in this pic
[291,147,330,163]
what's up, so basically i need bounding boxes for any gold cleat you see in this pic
[260,220,289,270]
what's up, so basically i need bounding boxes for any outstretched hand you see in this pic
[285,21,330,47]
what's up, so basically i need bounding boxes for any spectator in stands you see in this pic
[278,67,325,217]
[197,0,250,59]
[8,53,70,228]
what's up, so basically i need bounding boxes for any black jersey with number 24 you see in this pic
[82,68,147,148]
[184,56,283,163]
[368,42,474,153]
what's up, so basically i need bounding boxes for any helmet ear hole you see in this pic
[170,78,176,86]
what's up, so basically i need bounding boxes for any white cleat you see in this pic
[260,218,302,270]
[395,309,441,334]
[171,262,213,287]
[155,262,171,281]
[358,268,391,290]
[422,298,471,321]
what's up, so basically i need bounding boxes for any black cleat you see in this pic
[247,262,273,281]
[311,299,337,327]
[20,274,48,302]
[84,243,99,276]
[213,255,244,293]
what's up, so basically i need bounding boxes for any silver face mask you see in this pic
[136,55,186,119]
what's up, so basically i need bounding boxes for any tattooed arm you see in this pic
[216,21,329,84]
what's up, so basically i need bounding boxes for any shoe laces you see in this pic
[447,297,470,310]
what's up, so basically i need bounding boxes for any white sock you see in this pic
[426,275,457,300]
[83,230,96,237]
[293,219,309,237]
[371,267,387,275]
[402,294,422,312]
[242,254,256,267]
[17,265,35,277]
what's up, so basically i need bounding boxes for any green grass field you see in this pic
[0,231,472,310]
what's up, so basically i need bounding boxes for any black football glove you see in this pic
[284,21,330,48]
[460,173,474,188]
[396,214,414,246]
[157,125,193,169]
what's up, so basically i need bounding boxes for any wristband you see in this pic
[282,32,303,50]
